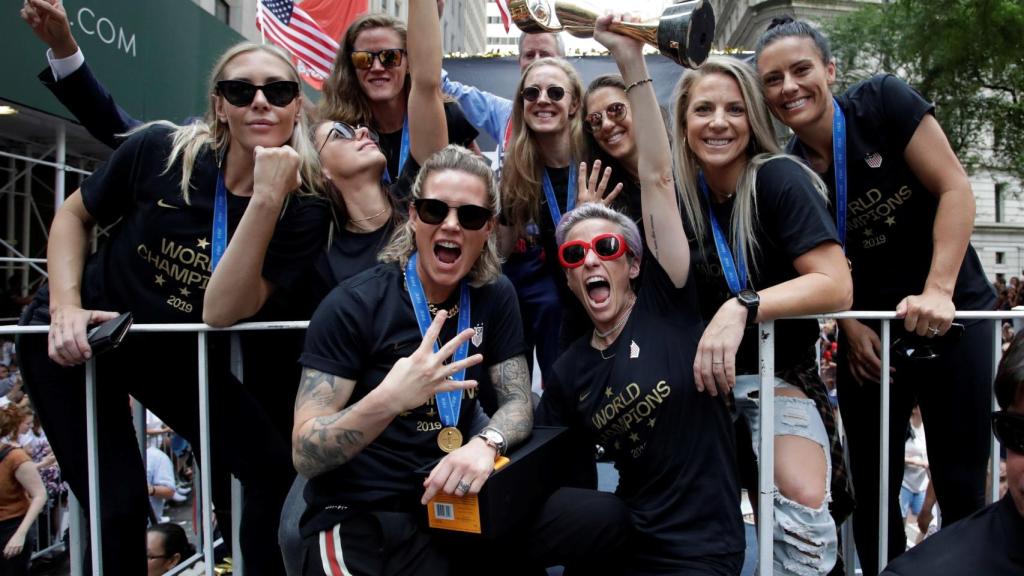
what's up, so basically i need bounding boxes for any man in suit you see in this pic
[882,330,1024,575]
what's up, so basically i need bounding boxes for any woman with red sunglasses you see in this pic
[536,17,746,575]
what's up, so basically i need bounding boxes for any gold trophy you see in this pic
[507,0,715,69]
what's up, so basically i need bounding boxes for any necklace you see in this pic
[599,347,615,360]
[428,302,459,318]
[346,205,390,231]
[592,294,636,359]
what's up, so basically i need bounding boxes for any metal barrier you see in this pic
[1,310,1022,575]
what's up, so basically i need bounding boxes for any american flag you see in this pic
[495,0,512,33]
[257,0,340,84]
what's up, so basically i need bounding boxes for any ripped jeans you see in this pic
[733,375,837,576]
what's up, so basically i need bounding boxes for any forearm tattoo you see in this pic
[648,214,659,260]
[487,355,533,447]
[293,368,365,478]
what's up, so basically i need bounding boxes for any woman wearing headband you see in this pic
[17,42,329,574]
[537,17,745,575]
[755,17,996,574]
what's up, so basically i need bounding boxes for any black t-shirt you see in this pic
[37,124,329,323]
[788,74,994,311]
[298,263,524,536]
[378,101,479,182]
[690,157,840,373]
[536,257,744,565]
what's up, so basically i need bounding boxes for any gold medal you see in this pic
[437,427,463,453]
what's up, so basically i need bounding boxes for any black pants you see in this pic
[18,302,293,575]
[0,515,35,576]
[300,487,632,576]
[837,319,994,576]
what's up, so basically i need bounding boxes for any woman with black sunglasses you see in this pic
[319,13,479,184]
[535,17,746,575]
[17,42,329,574]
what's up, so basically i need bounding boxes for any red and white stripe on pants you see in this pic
[318,524,353,576]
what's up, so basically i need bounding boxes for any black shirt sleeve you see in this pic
[754,157,840,261]
[300,276,373,380]
[79,125,160,226]
[444,101,480,148]
[858,75,934,155]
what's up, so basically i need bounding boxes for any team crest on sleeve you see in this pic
[864,152,883,168]
[472,324,484,348]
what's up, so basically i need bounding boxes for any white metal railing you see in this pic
[1,310,1021,575]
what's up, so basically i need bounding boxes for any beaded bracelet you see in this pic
[624,78,653,94]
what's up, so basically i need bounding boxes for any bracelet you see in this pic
[624,78,653,94]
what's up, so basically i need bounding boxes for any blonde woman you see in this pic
[672,56,853,575]
[18,42,329,574]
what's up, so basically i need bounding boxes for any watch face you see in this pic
[738,289,759,305]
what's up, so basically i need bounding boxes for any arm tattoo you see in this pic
[293,368,366,478]
[487,355,533,447]
[648,214,659,260]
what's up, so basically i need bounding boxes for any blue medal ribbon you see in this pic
[699,172,747,295]
[405,253,471,428]
[211,169,229,272]
[832,97,848,250]
[542,162,577,227]
[380,116,410,186]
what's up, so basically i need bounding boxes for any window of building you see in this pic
[215,0,230,24]
[996,252,1006,265]
[487,16,502,24]
[995,181,1005,223]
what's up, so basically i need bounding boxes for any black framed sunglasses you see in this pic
[414,198,492,231]
[992,411,1024,454]
[522,85,567,103]
[891,322,965,361]
[318,122,380,154]
[215,80,300,108]
[350,48,406,70]
[584,102,628,133]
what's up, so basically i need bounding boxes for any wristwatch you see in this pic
[476,427,507,457]
[736,289,760,326]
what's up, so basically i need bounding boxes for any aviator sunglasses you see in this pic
[584,102,628,133]
[215,80,300,108]
[522,85,567,103]
[992,410,1024,454]
[350,48,406,70]
[414,198,492,231]
[319,122,380,154]
[559,233,628,269]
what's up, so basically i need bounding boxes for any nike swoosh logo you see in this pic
[157,199,180,209]
[578,389,591,403]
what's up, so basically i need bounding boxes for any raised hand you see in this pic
[378,310,483,413]
[20,0,77,58]
[576,160,623,207]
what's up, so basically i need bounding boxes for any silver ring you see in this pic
[456,480,471,493]
[712,361,724,365]
[928,327,940,335]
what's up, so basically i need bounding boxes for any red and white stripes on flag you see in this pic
[257,0,340,87]
[318,524,352,576]
[495,0,512,33]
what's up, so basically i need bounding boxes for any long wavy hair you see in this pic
[131,42,322,204]
[0,403,26,441]
[501,58,584,234]
[378,145,502,286]
[318,14,409,126]
[670,56,827,275]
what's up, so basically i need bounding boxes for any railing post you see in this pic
[69,493,85,576]
[990,321,1002,504]
[757,320,775,575]
[230,333,244,576]
[878,319,891,571]
[197,332,215,576]
[84,359,103,575]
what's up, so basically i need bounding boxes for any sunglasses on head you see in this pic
[559,233,628,268]
[318,122,380,154]
[414,198,492,231]
[350,48,406,70]
[584,102,628,133]
[522,85,567,103]
[216,80,300,108]
[992,410,1024,454]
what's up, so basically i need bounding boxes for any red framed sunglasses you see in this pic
[558,233,628,268]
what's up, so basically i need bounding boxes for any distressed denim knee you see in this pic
[733,376,837,575]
